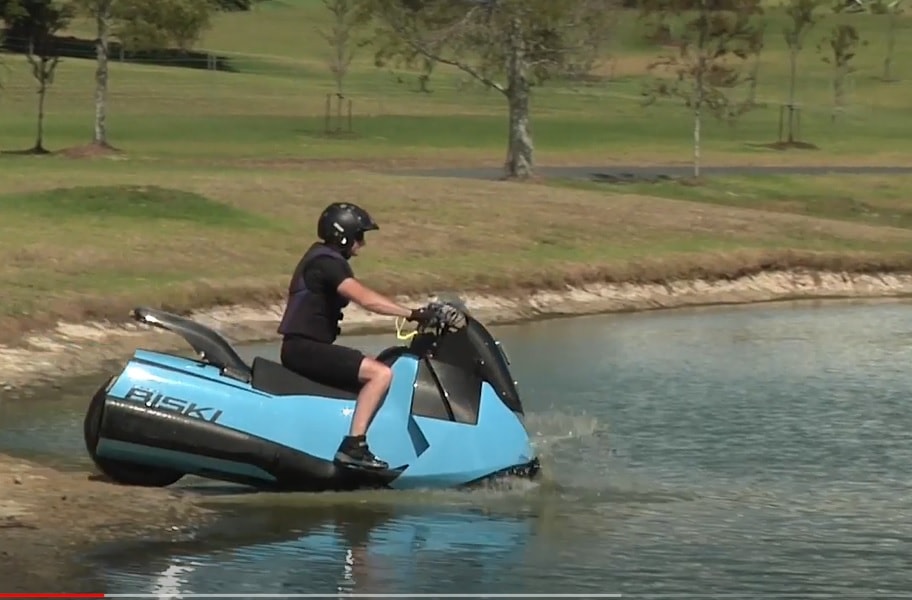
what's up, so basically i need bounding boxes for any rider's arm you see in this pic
[337,277,414,318]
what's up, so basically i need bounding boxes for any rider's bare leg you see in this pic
[334,357,393,469]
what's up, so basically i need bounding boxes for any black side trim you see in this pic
[411,358,454,422]
[132,306,251,381]
[99,397,404,491]
[410,358,482,425]
[376,345,411,366]
[250,357,359,399]
[408,315,524,415]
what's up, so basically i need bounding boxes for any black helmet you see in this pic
[317,202,379,251]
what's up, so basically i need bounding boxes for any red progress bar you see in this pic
[0,595,104,598]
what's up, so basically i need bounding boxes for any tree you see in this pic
[869,0,903,81]
[318,0,360,96]
[212,0,259,9]
[357,0,617,180]
[816,22,866,121]
[19,0,75,153]
[369,21,438,93]
[70,0,215,149]
[781,0,824,143]
[115,0,214,53]
[742,19,766,108]
[641,0,765,178]
[71,0,116,148]
[0,30,6,110]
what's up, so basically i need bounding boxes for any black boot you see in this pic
[334,435,389,470]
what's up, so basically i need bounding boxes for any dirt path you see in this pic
[0,453,214,591]
[399,164,912,181]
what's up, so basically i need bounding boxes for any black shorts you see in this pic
[280,336,365,390]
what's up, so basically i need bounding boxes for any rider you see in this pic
[277,201,453,471]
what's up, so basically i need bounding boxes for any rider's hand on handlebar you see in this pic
[407,305,437,326]
[407,302,467,331]
[435,303,467,331]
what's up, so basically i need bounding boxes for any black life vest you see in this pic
[277,243,351,343]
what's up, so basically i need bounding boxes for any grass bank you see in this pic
[555,174,912,230]
[2,164,912,345]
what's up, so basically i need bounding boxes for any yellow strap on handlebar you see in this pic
[395,317,419,341]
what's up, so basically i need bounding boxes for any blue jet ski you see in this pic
[83,301,541,492]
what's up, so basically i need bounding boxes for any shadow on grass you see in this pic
[0,143,123,159]
[747,141,821,151]
[294,128,365,141]
[0,147,51,156]
[1,31,238,73]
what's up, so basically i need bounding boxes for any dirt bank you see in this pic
[3,268,912,392]
[0,452,214,591]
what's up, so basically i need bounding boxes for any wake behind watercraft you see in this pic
[83,301,541,492]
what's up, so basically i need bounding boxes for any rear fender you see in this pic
[107,359,246,428]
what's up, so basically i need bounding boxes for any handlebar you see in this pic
[394,302,467,342]
[394,315,447,342]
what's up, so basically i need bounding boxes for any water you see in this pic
[4,299,912,595]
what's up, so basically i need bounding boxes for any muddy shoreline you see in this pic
[3,269,912,393]
[0,451,215,591]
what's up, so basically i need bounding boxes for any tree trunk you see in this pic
[35,79,47,153]
[505,86,533,180]
[93,1,112,147]
[503,17,533,180]
[693,63,703,179]
[746,56,761,107]
[787,48,798,143]
[832,64,846,122]
[883,12,896,82]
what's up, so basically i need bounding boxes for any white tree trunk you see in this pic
[93,1,112,147]
[693,62,703,179]
[693,103,701,179]
[503,17,533,180]
[505,86,533,180]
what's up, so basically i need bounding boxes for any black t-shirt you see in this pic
[302,255,353,296]
[280,245,354,343]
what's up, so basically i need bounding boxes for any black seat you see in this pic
[132,307,251,380]
[250,357,360,399]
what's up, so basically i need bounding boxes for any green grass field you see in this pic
[0,0,910,341]
[0,0,909,162]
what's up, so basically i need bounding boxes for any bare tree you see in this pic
[869,0,903,81]
[1,0,75,152]
[642,0,765,178]
[781,0,824,143]
[71,0,214,149]
[358,0,617,180]
[817,22,866,121]
[742,19,766,108]
[319,0,359,95]
[24,0,74,153]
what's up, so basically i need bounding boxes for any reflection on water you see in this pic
[7,299,912,594]
[90,505,543,596]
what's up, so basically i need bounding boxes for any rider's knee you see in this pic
[360,358,392,387]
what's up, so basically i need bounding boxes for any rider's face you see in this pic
[350,232,365,256]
